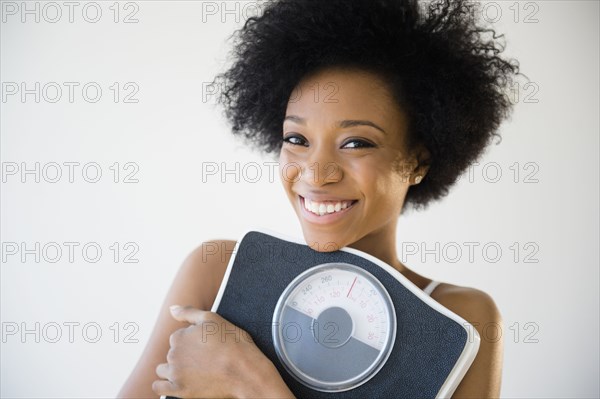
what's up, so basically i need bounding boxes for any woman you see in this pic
[119,0,520,397]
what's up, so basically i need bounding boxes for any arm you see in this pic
[117,240,236,398]
[152,306,295,399]
[438,288,504,399]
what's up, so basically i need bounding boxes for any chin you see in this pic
[301,228,346,253]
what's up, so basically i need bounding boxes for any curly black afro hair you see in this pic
[212,0,522,211]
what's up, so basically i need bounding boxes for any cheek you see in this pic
[278,151,298,190]
[351,160,393,194]
[361,166,406,206]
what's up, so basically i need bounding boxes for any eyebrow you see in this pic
[284,115,386,135]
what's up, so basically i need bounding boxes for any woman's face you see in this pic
[279,67,423,252]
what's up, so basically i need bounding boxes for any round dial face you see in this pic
[272,262,396,392]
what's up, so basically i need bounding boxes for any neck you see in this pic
[347,223,430,290]
[347,223,407,275]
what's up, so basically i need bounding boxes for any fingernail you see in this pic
[169,305,181,314]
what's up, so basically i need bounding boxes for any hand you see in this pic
[152,305,295,399]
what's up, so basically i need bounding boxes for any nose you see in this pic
[301,149,343,187]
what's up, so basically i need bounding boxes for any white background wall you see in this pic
[1,1,598,397]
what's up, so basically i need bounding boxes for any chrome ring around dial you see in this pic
[272,262,397,392]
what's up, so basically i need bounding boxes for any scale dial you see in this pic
[272,262,396,392]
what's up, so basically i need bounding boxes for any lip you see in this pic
[301,193,357,202]
[298,195,358,225]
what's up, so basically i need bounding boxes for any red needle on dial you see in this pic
[347,276,357,297]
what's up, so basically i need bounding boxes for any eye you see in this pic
[282,135,376,149]
[343,139,375,149]
[283,134,308,147]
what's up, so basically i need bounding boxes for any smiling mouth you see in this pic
[300,195,358,216]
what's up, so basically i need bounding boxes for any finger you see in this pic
[169,328,184,348]
[169,304,207,325]
[151,379,179,397]
[155,362,170,380]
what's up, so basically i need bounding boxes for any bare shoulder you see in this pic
[179,239,238,309]
[431,282,504,398]
[432,282,502,324]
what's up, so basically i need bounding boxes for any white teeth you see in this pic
[303,197,355,216]
[311,202,319,214]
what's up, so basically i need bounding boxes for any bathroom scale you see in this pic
[163,227,480,399]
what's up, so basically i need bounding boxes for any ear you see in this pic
[392,143,431,184]
[410,143,431,186]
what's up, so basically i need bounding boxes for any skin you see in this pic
[118,67,503,398]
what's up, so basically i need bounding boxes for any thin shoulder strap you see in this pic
[422,280,441,296]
